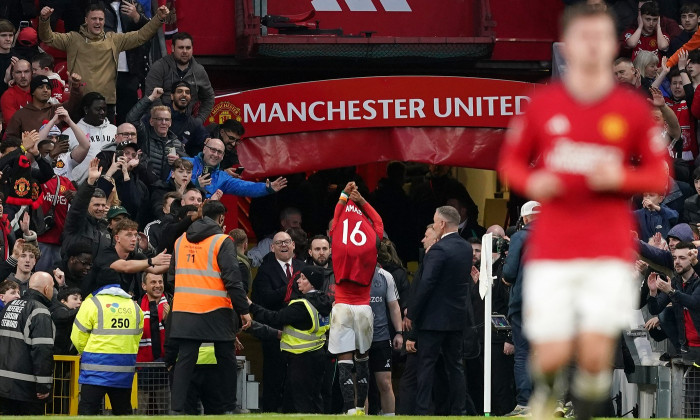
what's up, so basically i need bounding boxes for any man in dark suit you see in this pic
[250,231,306,412]
[406,205,472,415]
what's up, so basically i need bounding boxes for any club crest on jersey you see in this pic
[598,114,628,142]
[545,114,570,136]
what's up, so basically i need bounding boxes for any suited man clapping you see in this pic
[405,205,473,415]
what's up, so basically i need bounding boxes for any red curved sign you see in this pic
[210,76,538,137]
[208,76,540,177]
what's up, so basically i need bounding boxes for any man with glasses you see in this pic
[183,137,287,199]
[251,231,306,412]
[127,87,186,181]
[208,119,245,175]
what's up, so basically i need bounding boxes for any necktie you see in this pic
[285,263,292,281]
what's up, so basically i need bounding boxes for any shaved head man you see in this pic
[29,271,54,300]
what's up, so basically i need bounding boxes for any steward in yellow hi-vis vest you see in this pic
[250,266,331,414]
[167,202,250,414]
[71,282,144,415]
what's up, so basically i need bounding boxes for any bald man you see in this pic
[182,137,287,200]
[0,272,55,414]
[250,230,306,412]
[1,59,32,125]
[486,225,506,238]
[96,122,144,172]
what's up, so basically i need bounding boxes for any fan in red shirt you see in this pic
[328,182,383,415]
[499,5,669,420]
[0,59,32,126]
[623,1,669,61]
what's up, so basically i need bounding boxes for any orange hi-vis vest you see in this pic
[173,233,232,314]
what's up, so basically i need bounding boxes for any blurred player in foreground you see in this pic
[499,4,669,420]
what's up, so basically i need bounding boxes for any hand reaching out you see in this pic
[152,249,172,266]
[679,49,689,69]
[647,87,666,108]
[267,177,287,192]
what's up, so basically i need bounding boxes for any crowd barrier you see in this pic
[45,356,258,415]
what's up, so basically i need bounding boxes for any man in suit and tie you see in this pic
[251,231,305,412]
[406,205,472,415]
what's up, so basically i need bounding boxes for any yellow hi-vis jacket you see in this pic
[280,299,330,354]
[71,286,144,388]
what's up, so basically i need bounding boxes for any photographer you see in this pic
[501,201,540,417]
[468,227,515,415]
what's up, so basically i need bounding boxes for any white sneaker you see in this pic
[346,408,357,415]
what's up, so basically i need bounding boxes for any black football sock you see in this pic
[337,360,355,412]
[354,355,370,411]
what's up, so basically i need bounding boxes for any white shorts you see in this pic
[523,259,638,343]
[328,303,373,355]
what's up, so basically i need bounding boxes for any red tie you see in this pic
[285,263,292,281]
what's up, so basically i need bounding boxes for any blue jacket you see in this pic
[635,205,678,242]
[503,223,531,318]
[181,154,272,199]
[638,223,695,269]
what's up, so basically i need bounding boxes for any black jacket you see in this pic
[684,195,700,224]
[103,0,150,81]
[49,301,78,355]
[0,289,54,401]
[127,95,187,182]
[251,252,305,311]
[250,291,332,332]
[60,180,111,260]
[407,232,472,331]
[648,272,700,349]
[503,223,532,318]
[381,262,410,311]
[167,217,249,341]
[170,107,208,157]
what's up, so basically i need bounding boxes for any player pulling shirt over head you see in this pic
[329,182,383,415]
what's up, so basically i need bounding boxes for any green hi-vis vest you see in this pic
[197,342,216,365]
[280,299,330,354]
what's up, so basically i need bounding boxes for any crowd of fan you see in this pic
[0,0,698,416]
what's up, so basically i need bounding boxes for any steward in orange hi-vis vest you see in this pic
[168,215,249,342]
[167,201,251,414]
[173,233,232,313]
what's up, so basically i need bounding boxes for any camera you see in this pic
[492,237,509,254]
[491,313,512,332]
[43,213,55,231]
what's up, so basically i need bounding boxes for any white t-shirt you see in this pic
[111,1,129,72]
[53,151,77,177]
[68,118,117,183]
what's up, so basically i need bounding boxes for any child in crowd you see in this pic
[50,287,82,355]
[0,279,20,310]
[636,191,679,241]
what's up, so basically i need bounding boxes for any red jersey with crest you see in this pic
[499,82,669,262]
[666,97,698,160]
[37,175,75,245]
[623,29,669,61]
[330,199,384,305]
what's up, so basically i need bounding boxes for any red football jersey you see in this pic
[37,175,76,245]
[666,97,697,161]
[623,29,669,61]
[499,82,669,262]
[330,199,384,305]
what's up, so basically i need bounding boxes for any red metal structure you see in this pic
[171,0,563,232]
[177,0,562,73]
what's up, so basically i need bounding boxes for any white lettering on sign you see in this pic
[312,0,412,12]
[243,96,528,125]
